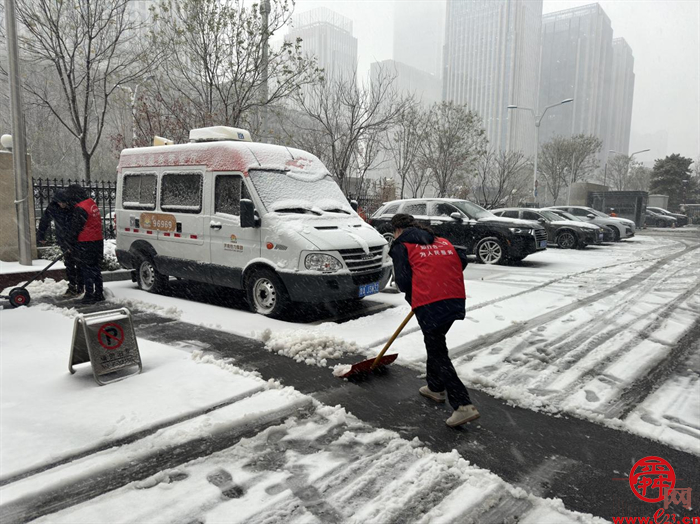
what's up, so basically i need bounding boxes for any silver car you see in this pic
[548,206,635,241]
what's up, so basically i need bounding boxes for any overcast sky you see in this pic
[283,0,699,163]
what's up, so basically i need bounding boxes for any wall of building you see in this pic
[539,4,614,166]
[393,0,446,79]
[442,0,543,156]
[0,151,38,262]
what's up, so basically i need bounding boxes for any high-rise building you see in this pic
[442,0,543,156]
[285,7,357,83]
[393,0,446,79]
[539,4,614,163]
[607,38,635,155]
[370,60,442,106]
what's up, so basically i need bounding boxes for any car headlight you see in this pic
[509,227,533,235]
[305,253,342,272]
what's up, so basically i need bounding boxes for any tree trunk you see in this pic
[82,148,92,183]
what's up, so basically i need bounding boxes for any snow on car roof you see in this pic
[118,141,330,179]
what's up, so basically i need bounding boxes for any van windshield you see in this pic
[249,170,353,215]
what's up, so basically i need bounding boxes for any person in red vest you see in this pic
[64,185,105,304]
[389,213,480,427]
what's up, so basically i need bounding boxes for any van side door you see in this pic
[158,171,207,265]
[208,174,261,289]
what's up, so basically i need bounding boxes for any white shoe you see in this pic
[446,404,480,427]
[419,386,446,403]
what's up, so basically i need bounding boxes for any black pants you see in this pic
[77,240,103,297]
[424,321,471,410]
[61,245,83,291]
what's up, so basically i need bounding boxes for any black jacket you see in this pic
[37,191,72,246]
[389,227,468,331]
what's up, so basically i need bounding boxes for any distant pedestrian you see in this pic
[64,185,105,304]
[389,213,480,427]
[609,208,618,217]
[37,190,84,297]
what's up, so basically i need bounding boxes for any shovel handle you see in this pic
[370,310,415,369]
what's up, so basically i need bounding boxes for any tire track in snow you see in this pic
[606,318,700,420]
[449,242,700,362]
[494,261,697,390]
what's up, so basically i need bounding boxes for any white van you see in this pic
[115,127,392,317]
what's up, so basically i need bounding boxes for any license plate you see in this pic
[598,233,604,241]
[359,282,380,297]
[539,240,547,249]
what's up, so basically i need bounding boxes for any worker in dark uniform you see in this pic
[37,190,84,297]
[64,185,105,304]
[389,213,480,427]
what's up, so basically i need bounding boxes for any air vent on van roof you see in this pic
[189,126,252,143]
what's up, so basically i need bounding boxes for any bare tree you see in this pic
[568,134,602,183]
[538,134,602,204]
[538,136,571,204]
[387,104,423,199]
[151,0,320,137]
[293,69,410,193]
[11,0,159,181]
[472,150,530,208]
[628,163,652,192]
[419,102,486,197]
[404,162,432,198]
[607,153,634,191]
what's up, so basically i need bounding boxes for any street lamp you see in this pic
[606,148,650,188]
[118,76,154,147]
[508,98,573,203]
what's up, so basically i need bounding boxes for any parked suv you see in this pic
[370,198,547,265]
[645,209,676,228]
[492,208,601,249]
[647,207,687,226]
[548,206,635,241]
[544,208,614,243]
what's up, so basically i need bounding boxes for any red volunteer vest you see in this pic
[405,237,466,309]
[76,198,103,242]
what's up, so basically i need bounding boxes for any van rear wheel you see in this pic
[136,256,168,293]
[246,268,290,318]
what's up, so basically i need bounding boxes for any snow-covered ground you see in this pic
[1,232,698,521]
[1,307,604,523]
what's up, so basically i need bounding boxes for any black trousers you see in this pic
[423,321,471,410]
[61,244,83,291]
[76,240,103,297]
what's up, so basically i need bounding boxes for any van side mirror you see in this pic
[241,198,257,228]
[350,200,359,212]
[450,212,463,221]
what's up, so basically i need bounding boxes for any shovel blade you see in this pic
[338,353,398,378]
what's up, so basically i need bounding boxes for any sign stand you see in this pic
[69,308,142,386]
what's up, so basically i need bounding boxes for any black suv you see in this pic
[492,208,602,248]
[370,198,547,265]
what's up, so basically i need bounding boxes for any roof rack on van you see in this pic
[189,126,252,143]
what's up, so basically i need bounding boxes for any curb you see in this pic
[0,268,132,289]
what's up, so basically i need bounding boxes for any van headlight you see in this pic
[509,227,533,235]
[305,253,342,272]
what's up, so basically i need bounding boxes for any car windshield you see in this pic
[249,170,352,215]
[554,210,580,221]
[585,208,609,218]
[451,200,494,219]
[539,210,564,221]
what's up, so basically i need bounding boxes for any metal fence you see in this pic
[33,178,117,243]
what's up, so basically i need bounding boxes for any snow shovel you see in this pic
[337,310,415,378]
[0,250,66,308]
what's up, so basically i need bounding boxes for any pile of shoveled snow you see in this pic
[261,329,360,367]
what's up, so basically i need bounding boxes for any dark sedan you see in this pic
[647,207,687,226]
[370,198,547,265]
[545,208,615,243]
[492,208,601,248]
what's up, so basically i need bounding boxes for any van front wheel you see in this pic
[246,268,290,318]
